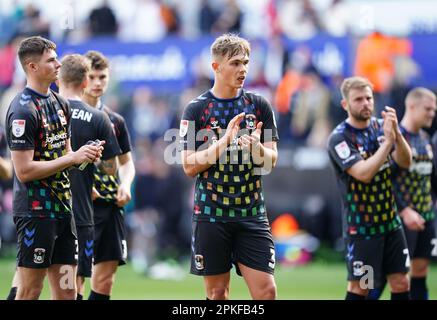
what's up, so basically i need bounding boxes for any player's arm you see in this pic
[182,112,245,178]
[97,157,117,176]
[391,128,412,169]
[0,156,12,180]
[346,139,393,184]
[115,151,135,207]
[11,141,101,183]
[386,106,412,169]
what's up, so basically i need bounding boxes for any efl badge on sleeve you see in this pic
[335,141,351,159]
[12,119,26,137]
[179,120,188,137]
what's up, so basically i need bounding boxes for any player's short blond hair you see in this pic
[210,33,250,60]
[340,76,374,100]
[60,54,90,87]
[405,87,436,107]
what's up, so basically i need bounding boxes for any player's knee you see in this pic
[390,275,410,293]
[347,281,368,296]
[209,287,229,300]
[94,274,114,294]
[258,283,277,300]
[411,262,428,277]
[56,288,76,300]
[19,284,43,300]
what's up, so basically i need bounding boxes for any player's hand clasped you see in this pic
[400,207,426,231]
[238,121,263,152]
[74,140,105,165]
[223,112,245,144]
[382,106,401,143]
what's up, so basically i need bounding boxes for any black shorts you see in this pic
[93,201,127,266]
[404,219,437,260]
[345,227,409,288]
[77,225,94,277]
[190,218,275,276]
[14,215,78,269]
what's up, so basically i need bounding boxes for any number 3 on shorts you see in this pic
[403,248,410,268]
[431,238,437,257]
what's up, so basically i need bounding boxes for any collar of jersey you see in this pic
[207,89,244,102]
[25,86,50,99]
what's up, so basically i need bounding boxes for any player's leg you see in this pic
[233,219,276,300]
[6,270,19,300]
[385,228,411,300]
[410,258,429,299]
[204,273,231,300]
[47,264,77,300]
[345,236,383,300]
[47,215,79,300]
[409,220,437,299]
[90,260,119,297]
[76,226,94,300]
[15,267,47,300]
[90,205,127,299]
[76,276,85,299]
[14,217,54,300]
[190,220,233,300]
[237,264,276,300]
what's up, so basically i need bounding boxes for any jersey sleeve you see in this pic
[98,111,122,160]
[254,94,279,143]
[327,131,363,172]
[116,115,132,154]
[179,102,200,151]
[6,99,39,151]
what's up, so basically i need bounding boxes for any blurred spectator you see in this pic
[277,0,322,40]
[159,0,181,35]
[322,0,351,37]
[354,31,413,113]
[16,4,50,38]
[119,0,167,42]
[199,0,218,34]
[289,65,331,148]
[88,0,118,37]
[211,0,242,34]
[0,37,18,93]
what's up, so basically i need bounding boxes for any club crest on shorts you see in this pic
[179,120,188,137]
[12,119,26,137]
[334,141,350,159]
[34,248,46,264]
[352,261,364,276]
[194,254,204,270]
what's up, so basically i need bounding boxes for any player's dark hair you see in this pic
[60,54,90,87]
[18,36,56,71]
[84,50,109,70]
